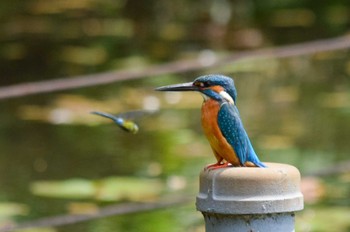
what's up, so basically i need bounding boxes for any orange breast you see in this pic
[201,99,241,166]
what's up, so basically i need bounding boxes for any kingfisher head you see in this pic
[156,74,237,104]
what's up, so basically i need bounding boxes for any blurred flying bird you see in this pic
[91,110,154,134]
[156,74,266,168]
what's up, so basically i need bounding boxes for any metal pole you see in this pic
[196,163,304,232]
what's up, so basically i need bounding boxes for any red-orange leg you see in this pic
[204,162,232,170]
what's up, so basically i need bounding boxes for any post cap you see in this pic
[196,162,304,215]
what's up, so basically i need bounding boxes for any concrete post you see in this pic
[196,163,303,232]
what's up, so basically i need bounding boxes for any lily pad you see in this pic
[0,202,29,217]
[30,179,95,199]
[30,177,163,201]
[94,177,163,201]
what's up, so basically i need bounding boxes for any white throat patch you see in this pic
[219,91,234,105]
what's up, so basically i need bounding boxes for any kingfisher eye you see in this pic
[194,81,211,88]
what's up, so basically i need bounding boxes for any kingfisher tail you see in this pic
[247,140,266,168]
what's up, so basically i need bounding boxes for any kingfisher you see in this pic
[91,111,140,134]
[156,74,266,168]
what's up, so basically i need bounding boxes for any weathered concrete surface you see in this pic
[203,212,296,232]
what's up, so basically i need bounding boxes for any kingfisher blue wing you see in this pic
[217,102,266,167]
[217,102,247,165]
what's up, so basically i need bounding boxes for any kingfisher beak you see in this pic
[155,82,198,92]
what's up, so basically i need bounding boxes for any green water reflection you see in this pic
[1,0,350,231]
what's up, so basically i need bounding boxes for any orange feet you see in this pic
[204,162,231,171]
